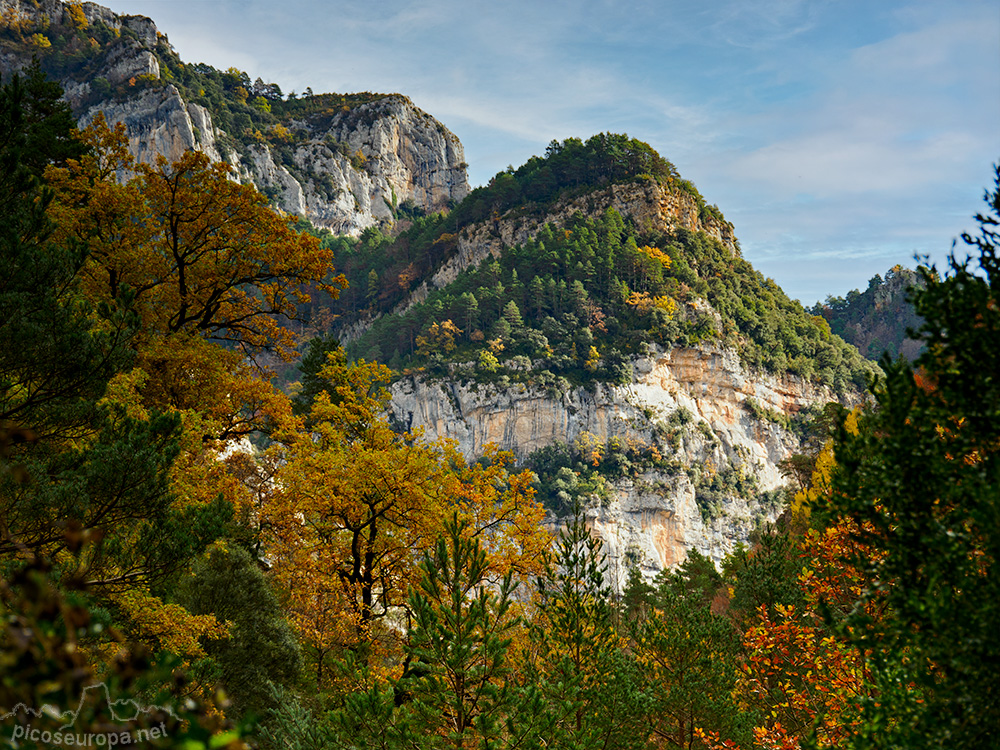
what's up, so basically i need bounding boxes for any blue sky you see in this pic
[107,0,999,305]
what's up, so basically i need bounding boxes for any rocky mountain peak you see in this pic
[0,0,469,234]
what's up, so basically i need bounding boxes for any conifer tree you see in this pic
[175,543,302,720]
[820,166,1000,748]
[403,513,521,749]
[533,501,648,750]
[632,560,747,748]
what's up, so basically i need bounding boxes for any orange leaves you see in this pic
[798,521,883,617]
[132,149,339,357]
[263,353,550,686]
[738,601,864,748]
[728,521,880,749]
[449,445,550,581]
[44,113,345,514]
[48,114,345,362]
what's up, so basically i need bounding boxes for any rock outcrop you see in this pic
[391,344,833,582]
[264,95,469,236]
[0,0,469,235]
[375,178,737,327]
[78,86,224,166]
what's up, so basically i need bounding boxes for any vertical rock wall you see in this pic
[390,345,833,581]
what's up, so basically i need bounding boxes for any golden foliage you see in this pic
[626,290,677,317]
[262,352,550,688]
[416,319,462,357]
[638,244,673,268]
[65,2,89,30]
[47,115,344,362]
[113,588,229,661]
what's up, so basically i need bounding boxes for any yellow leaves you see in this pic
[638,244,673,268]
[627,290,651,312]
[791,440,835,519]
[45,114,345,509]
[626,290,677,317]
[575,431,604,466]
[113,588,228,661]
[653,294,678,315]
[478,349,500,372]
[844,409,860,436]
[269,123,292,143]
[451,445,551,581]
[262,355,550,687]
[65,1,88,29]
[0,8,32,34]
[416,320,462,357]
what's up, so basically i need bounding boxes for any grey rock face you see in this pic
[0,0,469,233]
[78,85,220,166]
[390,345,835,581]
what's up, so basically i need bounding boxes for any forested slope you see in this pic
[318,134,876,397]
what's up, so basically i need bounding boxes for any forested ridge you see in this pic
[1,64,999,750]
[808,266,925,362]
[309,133,876,396]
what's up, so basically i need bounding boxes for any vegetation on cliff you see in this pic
[809,264,925,362]
[337,176,875,394]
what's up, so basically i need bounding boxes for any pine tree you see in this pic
[175,543,302,719]
[820,166,1000,748]
[403,513,522,749]
[533,502,648,750]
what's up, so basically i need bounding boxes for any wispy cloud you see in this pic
[708,0,827,49]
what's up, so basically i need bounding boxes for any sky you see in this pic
[105,0,999,305]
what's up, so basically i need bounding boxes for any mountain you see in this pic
[809,265,925,362]
[0,0,469,235]
[313,133,878,577]
[2,0,879,577]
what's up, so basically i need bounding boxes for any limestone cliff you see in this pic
[0,0,469,234]
[259,95,469,236]
[391,344,835,583]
